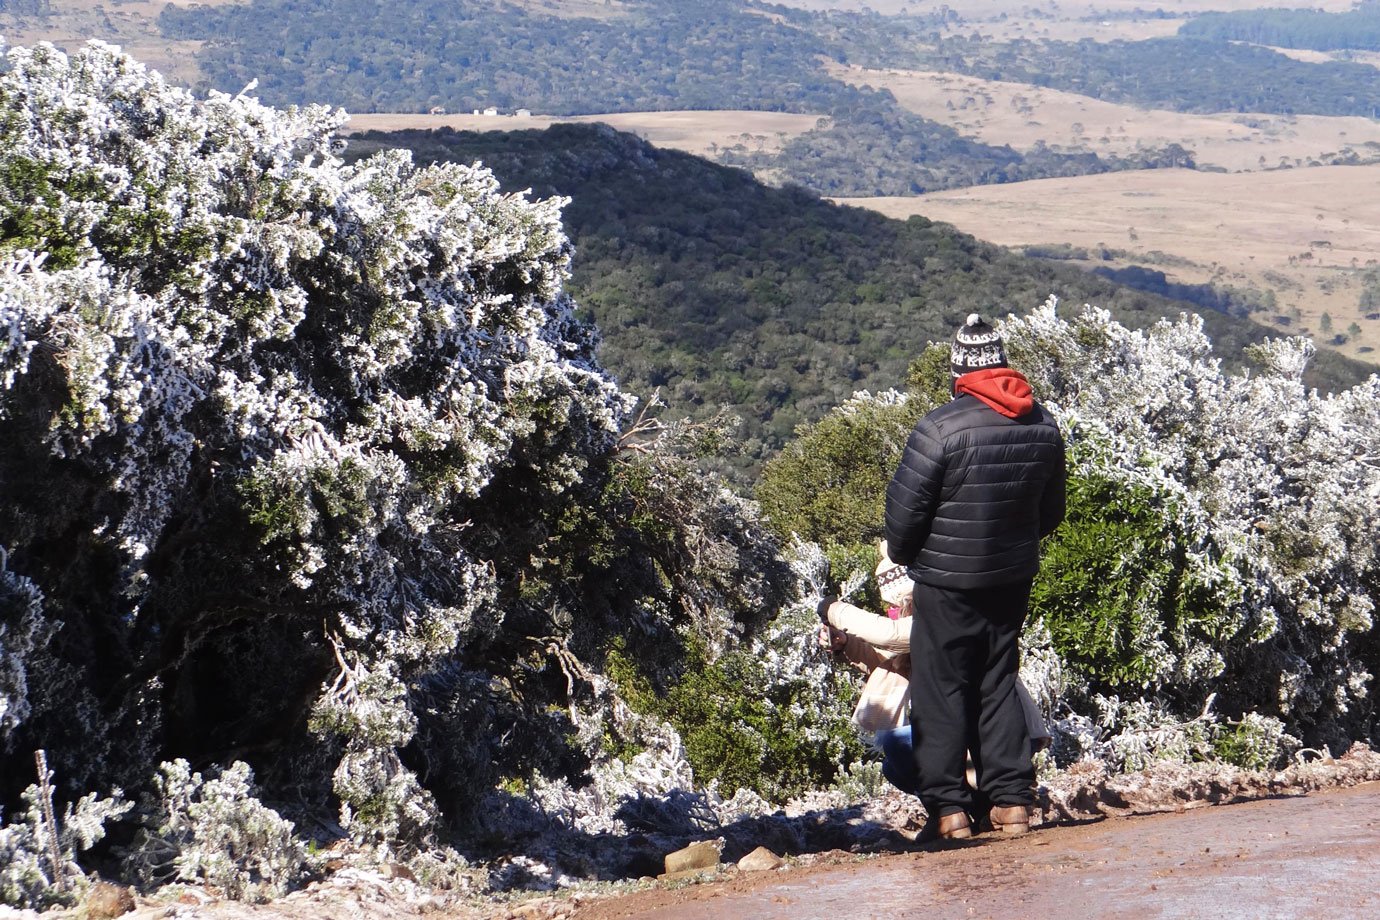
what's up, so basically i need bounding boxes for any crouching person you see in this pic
[819,542,1049,807]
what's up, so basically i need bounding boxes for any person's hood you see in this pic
[954,367,1034,418]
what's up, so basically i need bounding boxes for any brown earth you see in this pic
[567,782,1380,920]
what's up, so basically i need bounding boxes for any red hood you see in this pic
[955,368,1034,418]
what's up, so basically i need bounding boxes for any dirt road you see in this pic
[571,782,1380,920]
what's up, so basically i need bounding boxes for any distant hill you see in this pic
[158,0,846,115]
[158,0,1380,122]
[348,125,1376,478]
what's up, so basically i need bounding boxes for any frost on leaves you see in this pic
[0,39,639,853]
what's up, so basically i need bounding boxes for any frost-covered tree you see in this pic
[0,39,796,871]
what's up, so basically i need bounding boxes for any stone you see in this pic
[661,838,723,876]
[736,846,785,872]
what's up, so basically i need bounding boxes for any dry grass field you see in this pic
[344,111,823,158]
[832,64,1380,173]
[1267,46,1380,68]
[838,165,1380,358]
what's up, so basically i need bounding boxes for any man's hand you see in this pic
[817,624,847,654]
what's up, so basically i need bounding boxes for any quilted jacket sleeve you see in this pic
[1038,425,1068,538]
[884,416,946,566]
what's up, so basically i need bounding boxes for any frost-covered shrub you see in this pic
[0,776,131,909]
[0,549,53,744]
[1210,711,1299,772]
[127,760,307,901]
[1006,299,1380,747]
[0,39,797,861]
[1046,696,1299,773]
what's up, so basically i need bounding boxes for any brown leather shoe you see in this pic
[989,805,1030,836]
[938,811,973,840]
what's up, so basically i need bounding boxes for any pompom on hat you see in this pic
[874,540,914,608]
[950,312,1008,379]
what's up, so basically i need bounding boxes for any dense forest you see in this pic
[346,125,1373,477]
[154,0,1173,194]
[157,0,847,115]
[1180,2,1380,52]
[157,0,1380,123]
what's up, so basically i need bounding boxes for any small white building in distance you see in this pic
[515,108,532,118]
[482,107,499,116]
[428,106,447,115]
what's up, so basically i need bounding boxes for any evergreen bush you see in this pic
[0,41,796,871]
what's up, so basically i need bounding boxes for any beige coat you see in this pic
[824,599,1050,744]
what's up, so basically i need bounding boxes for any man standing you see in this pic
[885,313,1066,840]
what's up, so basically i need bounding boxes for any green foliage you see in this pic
[605,630,866,801]
[0,156,93,268]
[904,342,955,409]
[1031,465,1234,694]
[756,392,918,552]
[1209,715,1288,771]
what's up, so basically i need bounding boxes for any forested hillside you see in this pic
[715,90,1197,196]
[153,0,1157,195]
[1181,2,1380,52]
[155,0,1380,121]
[156,0,848,115]
[348,125,1375,475]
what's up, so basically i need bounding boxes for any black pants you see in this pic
[909,578,1034,817]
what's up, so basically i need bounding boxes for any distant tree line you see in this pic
[1180,3,1380,52]
[719,91,1197,196]
[154,0,1380,196]
[1091,265,1273,320]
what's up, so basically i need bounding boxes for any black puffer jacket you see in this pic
[885,387,1066,590]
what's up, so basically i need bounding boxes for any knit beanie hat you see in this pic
[874,540,914,608]
[950,313,1008,379]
